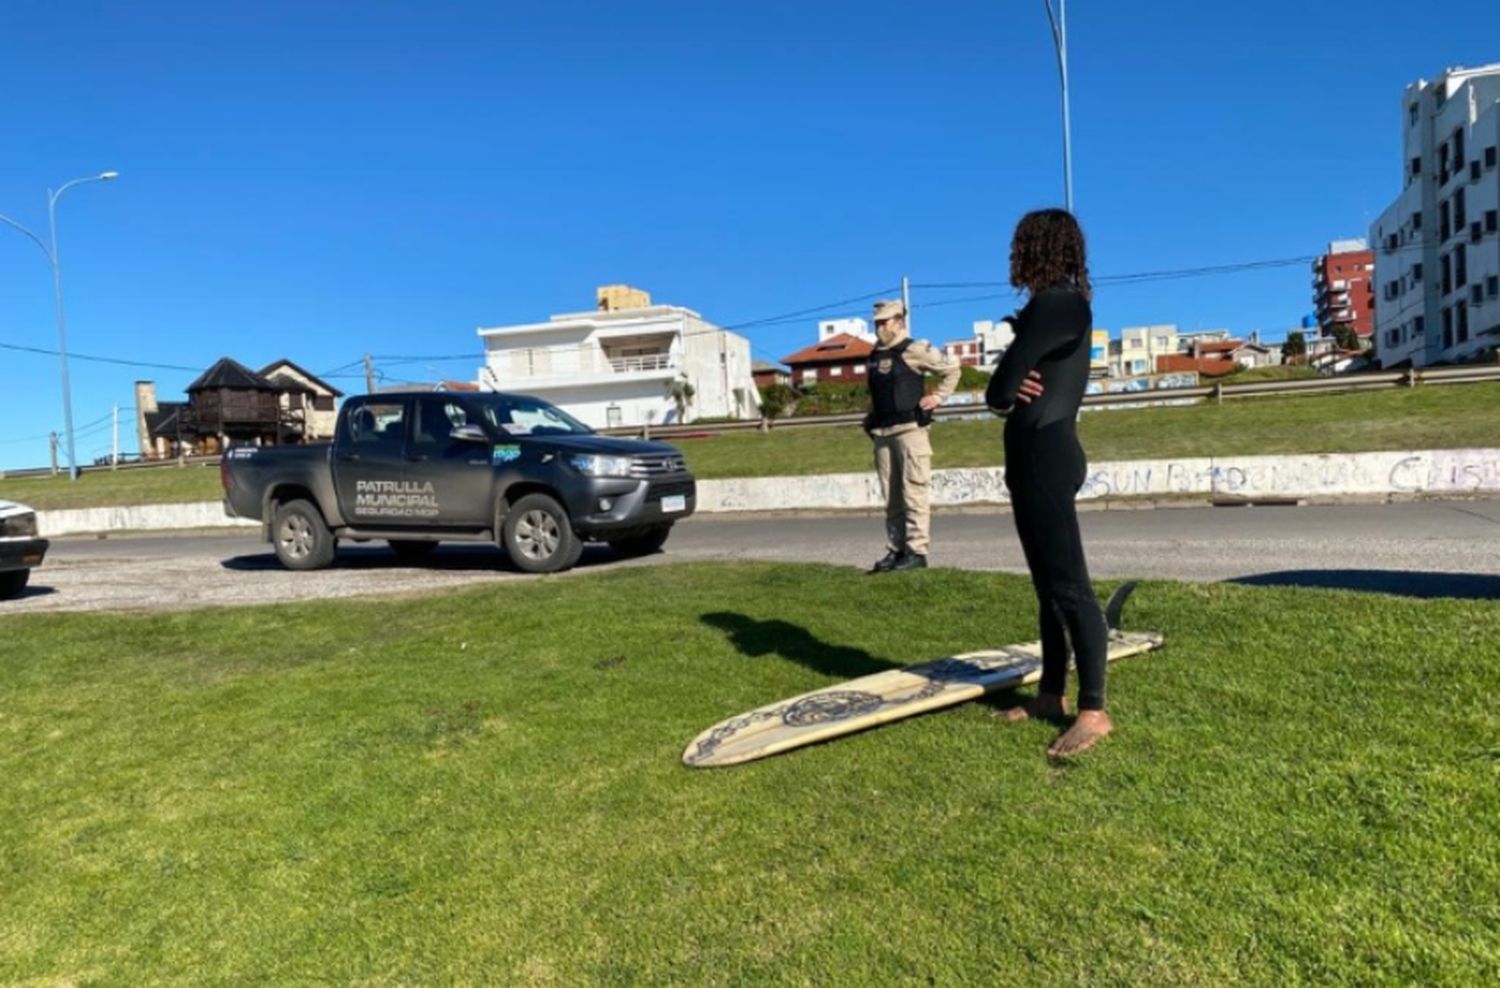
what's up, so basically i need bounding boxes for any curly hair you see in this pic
[1009,209,1091,302]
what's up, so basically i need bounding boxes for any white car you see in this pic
[0,500,47,599]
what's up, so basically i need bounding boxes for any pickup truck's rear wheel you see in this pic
[0,570,29,600]
[608,524,673,558]
[502,493,583,574]
[388,540,439,564]
[272,499,337,571]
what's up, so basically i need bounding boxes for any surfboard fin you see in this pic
[1105,581,1138,634]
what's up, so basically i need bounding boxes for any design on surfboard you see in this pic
[690,648,1042,762]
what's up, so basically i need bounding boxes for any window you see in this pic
[1442,254,1452,294]
[1458,301,1469,344]
[1473,285,1486,306]
[1413,262,1423,282]
[410,397,472,456]
[347,401,406,451]
[313,395,335,412]
[1487,147,1498,168]
[1455,244,1467,289]
[1441,200,1451,241]
[801,369,817,385]
[1412,210,1422,230]
[1453,128,1466,169]
[853,363,866,374]
[1442,308,1453,348]
[1414,315,1424,336]
[1489,276,1500,298]
[1409,103,1419,126]
[829,365,843,377]
[1488,210,1498,233]
[1454,187,1467,228]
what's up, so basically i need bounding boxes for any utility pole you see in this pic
[111,405,120,469]
[902,275,912,334]
[1042,0,1074,212]
[364,353,376,394]
[48,432,59,476]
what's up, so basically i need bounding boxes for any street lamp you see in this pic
[1041,0,1073,213]
[0,170,120,480]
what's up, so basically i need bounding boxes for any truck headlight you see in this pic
[0,512,38,538]
[568,454,634,478]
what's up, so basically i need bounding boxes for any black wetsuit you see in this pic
[985,286,1108,710]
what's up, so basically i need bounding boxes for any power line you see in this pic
[0,340,203,373]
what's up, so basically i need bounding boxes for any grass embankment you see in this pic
[4,382,1499,507]
[682,381,1500,479]
[2,563,1496,983]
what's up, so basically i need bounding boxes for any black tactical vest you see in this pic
[868,339,927,428]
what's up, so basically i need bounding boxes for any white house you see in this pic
[1118,325,1179,377]
[818,317,874,344]
[477,288,761,428]
[974,319,1015,366]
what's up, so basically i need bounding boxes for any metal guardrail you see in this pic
[2,364,1496,476]
[601,363,1500,439]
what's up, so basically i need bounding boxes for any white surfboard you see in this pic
[684,583,1162,768]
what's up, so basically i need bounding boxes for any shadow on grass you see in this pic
[701,612,893,680]
[1230,569,1500,600]
[219,543,624,574]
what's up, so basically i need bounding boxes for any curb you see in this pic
[33,447,1500,538]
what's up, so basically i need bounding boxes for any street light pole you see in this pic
[0,171,119,479]
[1042,0,1074,213]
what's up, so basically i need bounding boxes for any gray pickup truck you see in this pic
[222,390,695,573]
[0,500,48,599]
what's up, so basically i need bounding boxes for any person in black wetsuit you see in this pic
[984,208,1113,757]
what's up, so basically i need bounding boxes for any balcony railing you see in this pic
[607,354,675,373]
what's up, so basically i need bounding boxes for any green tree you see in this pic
[1332,324,1361,351]
[757,383,796,421]
[1283,331,1307,364]
[665,375,696,422]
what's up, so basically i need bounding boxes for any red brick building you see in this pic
[781,333,874,388]
[941,338,984,368]
[1313,239,1376,338]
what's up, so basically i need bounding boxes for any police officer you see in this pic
[864,299,962,572]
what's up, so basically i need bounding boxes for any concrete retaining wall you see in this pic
[34,448,1500,536]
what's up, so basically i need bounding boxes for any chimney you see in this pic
[134,380,157,458]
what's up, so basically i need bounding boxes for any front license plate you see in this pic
[661,495,687,514]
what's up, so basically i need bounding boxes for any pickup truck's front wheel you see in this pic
[0,570,29,600]
[272,499,337,571]
[502,493,583,574]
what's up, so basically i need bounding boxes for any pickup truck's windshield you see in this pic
[475,395,593,437]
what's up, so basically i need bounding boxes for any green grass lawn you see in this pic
[2,563,1495,984]
[5,382,1500,508]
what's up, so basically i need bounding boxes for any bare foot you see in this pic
[998,693,1069,723]
[1047,710,1113,757]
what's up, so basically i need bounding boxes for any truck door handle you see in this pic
[337,452,361,463]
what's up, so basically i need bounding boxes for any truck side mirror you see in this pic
[450,424,490,444]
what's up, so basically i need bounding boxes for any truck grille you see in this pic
[630,454,688,478]
[647,480,696,502]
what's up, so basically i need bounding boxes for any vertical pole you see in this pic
[1043,0,1075,213]
[48,190,80,480]
[112,404,120,469]
[49,432,59,476]
[902,275,912,334]
[364,353,376,394]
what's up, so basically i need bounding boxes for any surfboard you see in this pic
[683,583,1162,768]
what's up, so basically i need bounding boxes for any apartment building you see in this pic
[1371,63,1500,367]
[1312,239,1376,339]
[476,286,761,428]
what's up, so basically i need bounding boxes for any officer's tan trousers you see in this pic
[873,427,932,556]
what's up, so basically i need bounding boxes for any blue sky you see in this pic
[2,1,1498,469]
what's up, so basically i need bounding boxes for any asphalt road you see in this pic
[8,498,1500,614]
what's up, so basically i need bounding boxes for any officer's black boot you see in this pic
[870,550,903,574]
[890,550,928,571]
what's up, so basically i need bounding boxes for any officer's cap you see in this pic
[872,299,907,323]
